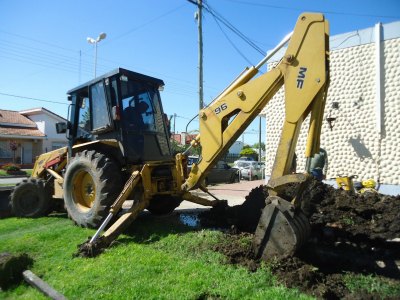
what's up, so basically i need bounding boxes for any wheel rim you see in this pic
[72,170,96,211]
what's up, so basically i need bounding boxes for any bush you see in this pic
[2,163,21,172]
[239,148,258,161]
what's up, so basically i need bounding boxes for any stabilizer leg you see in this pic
[76,196,150,257]
[75,170,145,257]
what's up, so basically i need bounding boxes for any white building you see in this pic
[20,108,68,154]
[229,141,244,155]
[0,107,68,166]
[263,21,400,185]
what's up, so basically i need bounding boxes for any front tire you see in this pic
[11,178,51,217]
[64,150,122,228]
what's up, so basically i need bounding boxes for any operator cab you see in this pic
[63,68,172,163]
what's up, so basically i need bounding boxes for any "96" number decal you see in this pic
[214,103,228,114]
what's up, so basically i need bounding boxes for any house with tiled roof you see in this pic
[0,108,68,166]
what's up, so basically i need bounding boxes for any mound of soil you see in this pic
[199,180,400,299]
[0,253,33,290]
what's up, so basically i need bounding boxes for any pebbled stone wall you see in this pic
[263,37,400,185]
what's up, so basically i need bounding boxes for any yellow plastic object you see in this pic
[362,179,376,189]
[335,176,354,191]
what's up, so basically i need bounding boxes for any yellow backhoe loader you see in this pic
[10,12,329,261]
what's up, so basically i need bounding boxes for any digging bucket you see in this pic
[252,196,310,261]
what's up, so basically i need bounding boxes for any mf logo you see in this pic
[296,67,307,89]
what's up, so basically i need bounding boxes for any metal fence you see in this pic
[224,153,241,163]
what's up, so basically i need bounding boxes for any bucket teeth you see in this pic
[252,196,310,261]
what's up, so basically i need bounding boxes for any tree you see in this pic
[239,147,258,160]
[170,140,186,155]
[170,140,201,156]
[252,142,265,151]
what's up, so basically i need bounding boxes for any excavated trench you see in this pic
[199,180,400,299]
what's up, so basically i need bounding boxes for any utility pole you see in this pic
[258,116,262,162]
[197,0,204,110]
[173,113,177,134]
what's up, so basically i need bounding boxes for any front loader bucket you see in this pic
[253,196,310,261]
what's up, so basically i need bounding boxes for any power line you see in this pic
[225,0,400,19]
[0,29,79,54]
[103,4,187,45]
[208,8,253,65]
[0,92,67,105]
[203,2,266,56]
[186,0,266,57]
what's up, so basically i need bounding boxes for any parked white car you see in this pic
[239,161,265,180]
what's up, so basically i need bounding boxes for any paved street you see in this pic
[0,176,25,185]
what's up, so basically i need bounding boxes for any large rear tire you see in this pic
[64,150,122,228]
[11,178,51,217]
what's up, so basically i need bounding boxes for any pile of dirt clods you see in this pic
[200,180,400,299]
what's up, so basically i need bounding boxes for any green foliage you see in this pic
[252,142,265,151]
[170,139,201,156]
[170,139,186,154]
[240,147,258,160]
[1,163,21,171]
[0,215,311,300]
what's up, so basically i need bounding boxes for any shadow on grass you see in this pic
[48,212,69,220]
[113,209,207,245]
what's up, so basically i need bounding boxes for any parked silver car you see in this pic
[239,161,265,180]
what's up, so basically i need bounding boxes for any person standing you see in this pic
[309,148,328,181]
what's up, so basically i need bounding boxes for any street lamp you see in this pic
[87,32,106,78]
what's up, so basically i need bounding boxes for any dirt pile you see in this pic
[0,253,33,290]
[199,180,400,299]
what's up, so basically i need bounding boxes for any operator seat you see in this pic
[124,100,149,130]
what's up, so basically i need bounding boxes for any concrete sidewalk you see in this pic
[178,179,266,209]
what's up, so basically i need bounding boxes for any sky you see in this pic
[0,0,399,146]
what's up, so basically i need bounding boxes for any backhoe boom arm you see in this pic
[182,13,329,191]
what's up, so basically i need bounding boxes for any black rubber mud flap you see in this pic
[252,196,310,262]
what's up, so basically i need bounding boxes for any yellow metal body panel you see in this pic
[72,139,120,153]
[54,178,64,199]
[31,147,68,178]
[183,13,330,191]
[335,176,354,191]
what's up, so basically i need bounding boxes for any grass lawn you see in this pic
[0,213,311,300]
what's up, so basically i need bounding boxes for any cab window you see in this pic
[120,78,156,131]
[76,96,92,139]
[90,81,111,131]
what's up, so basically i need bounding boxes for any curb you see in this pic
[0,186,13,191]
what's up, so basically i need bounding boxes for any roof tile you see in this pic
[0,126,45,137]
[0,109,36,126]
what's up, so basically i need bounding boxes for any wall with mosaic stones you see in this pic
[262,25,400,185]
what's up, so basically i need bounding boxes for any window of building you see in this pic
[0,141,13,158]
